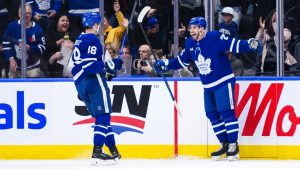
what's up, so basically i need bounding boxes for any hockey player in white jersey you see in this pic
[154,17,262,161]
[71,12,122,165]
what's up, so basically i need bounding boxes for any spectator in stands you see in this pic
[132,44,156,77]
[256,11,298,76]
[117,45,132,76]
[2,4,45,78]
[218,7,239,39]
[142,0,172,55]
[0,0,10,78]
[142,16,167,55]
[105,42,119,59]
[104,0,128,49]
[216,0,248,27]
[132,44,173,77]
[44,14,77,78]
[177,23,188,48]
[145,17,159,35]
[26,0,62,29]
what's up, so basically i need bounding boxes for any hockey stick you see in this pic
[137,6,183,117]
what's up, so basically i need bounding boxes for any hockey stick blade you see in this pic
[174,101,183,118]
[137,6,151,23]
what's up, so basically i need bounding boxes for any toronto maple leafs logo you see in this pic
[36,0,51,10]
[195,54,212,75]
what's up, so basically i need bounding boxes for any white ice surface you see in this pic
[1,158,300,169]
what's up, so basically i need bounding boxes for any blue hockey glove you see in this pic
[105,63,117,81]
[248,38,263,55]
[104,58,123,81]
[112,58,123,70]
[106,58,123,71]
[154,59,169,73]
[106,71,117,81]
[105,68,117,81]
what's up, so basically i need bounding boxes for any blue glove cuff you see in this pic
[106,58,123,71]
[248,38,263,55]
[154,59,169,73]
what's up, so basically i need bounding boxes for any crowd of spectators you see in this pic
[1,0,300,78]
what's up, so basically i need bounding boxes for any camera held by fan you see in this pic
[133,59,149,69]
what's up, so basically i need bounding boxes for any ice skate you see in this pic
[91,146,117,166]
[109,145,122,160]
[211,142,228,161]
[226,142,239,161]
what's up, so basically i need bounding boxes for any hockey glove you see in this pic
[104,62,117,81]
[105,58,123,81]
[105,65,117,81]
[154,59,169,73]
[248,38,263,55]
[106,70,117,81]
[106,58,123,71]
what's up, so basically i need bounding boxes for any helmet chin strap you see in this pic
[196,28,205,41]
[93,24,100,34]
[195,29,201,41]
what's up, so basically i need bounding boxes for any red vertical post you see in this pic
[174,81,178,157]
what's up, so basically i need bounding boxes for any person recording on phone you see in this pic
[132,44,173,77]
[132,44,156,77]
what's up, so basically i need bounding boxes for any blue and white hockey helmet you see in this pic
[189,17,206,29]
[82,12,101,27]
